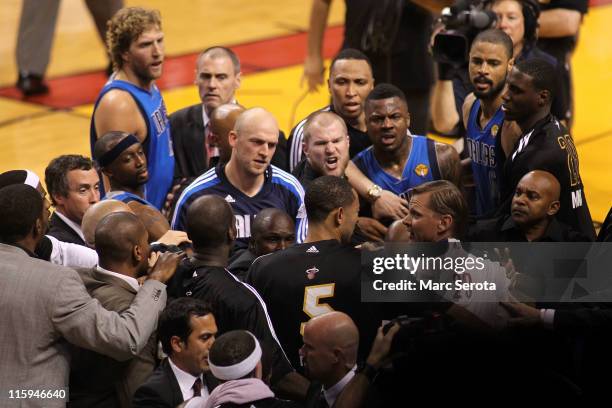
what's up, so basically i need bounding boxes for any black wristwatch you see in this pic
[357,363,379,383]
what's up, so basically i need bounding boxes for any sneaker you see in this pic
[16,73,49,96]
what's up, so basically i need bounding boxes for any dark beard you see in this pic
[473,77,506,100]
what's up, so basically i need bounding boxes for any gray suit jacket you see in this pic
[69,267,159,408]
[0,243,167,407]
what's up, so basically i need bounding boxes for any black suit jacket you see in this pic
[133,358,218,408]
[169,104,289,182]
[169,104,207,181]
[47,212,87,247]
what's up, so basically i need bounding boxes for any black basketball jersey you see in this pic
[246,240,380,368]
[181,261,294,385]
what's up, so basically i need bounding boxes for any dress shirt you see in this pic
[47,235,98,268]
[54,210,86,243]
[168,357,210,401]
[96,265,140,293]
[324,365,357,407]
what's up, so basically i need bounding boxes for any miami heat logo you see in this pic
[305,266,319,280]
[491,124,499,137]
[414,164,429,177]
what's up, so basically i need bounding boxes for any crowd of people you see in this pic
[2,2,612,407]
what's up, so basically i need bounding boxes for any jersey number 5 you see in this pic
[300,283,335,335]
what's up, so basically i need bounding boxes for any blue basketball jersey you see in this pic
[465,99,504,216]
[171,164,308,248]
[352,135,439,200]
[103,190,156,208]
[91,78,174,210]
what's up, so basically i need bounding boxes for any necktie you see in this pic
[192,377,202,397]
[318,389,329,408]
[204,124,219,168]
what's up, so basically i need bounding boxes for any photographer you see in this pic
[430,0,568,135]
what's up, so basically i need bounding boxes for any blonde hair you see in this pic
[106,7,162,70]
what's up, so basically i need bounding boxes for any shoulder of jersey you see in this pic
[271,165,305,192]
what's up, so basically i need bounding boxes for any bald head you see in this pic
[252,208,294,237]
[307,312,359,365]
[512,170,561,228]
[521,170,561,201]
[210,104,246,163]
[82,200,133,246]
[234,107,278,136]
[229,108,279,177]
[186,195,235,250]
[303,111,348,144]
[95,212,148,268]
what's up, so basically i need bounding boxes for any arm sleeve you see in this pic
[240,282,295,385]
[51,271,167,361]
[47,235,99,268]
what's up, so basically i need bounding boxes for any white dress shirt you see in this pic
[46,235,98,268]
[54,211,86,243]
[168,357,210,401]
[324,365,357,407]
[96,265,140,293]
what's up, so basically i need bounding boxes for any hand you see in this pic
[357,217,388,242]
[366,323,400,368]
[301,56,325,92]
[147,251,183,283]
[162,181,185,219]
[500,299,542,328]
[372,190,409,220]
[157,230,191,247]
[494,247,520,287]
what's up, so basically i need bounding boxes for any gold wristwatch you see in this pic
[367,184,382,202]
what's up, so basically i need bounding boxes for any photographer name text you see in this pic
[372,279,496,292]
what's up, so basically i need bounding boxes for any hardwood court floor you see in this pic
[0,0,610,222]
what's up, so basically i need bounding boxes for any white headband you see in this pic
[24,170,40,189]
[208,332,262,380]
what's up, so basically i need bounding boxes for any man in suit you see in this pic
[133,298,219,407]
[0,184,181,407]
[45,154,101,246]
[69,212,160,408]
[301,312,360,408]
[170,46,287,185]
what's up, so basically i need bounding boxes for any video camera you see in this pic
[432,0,497,66]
